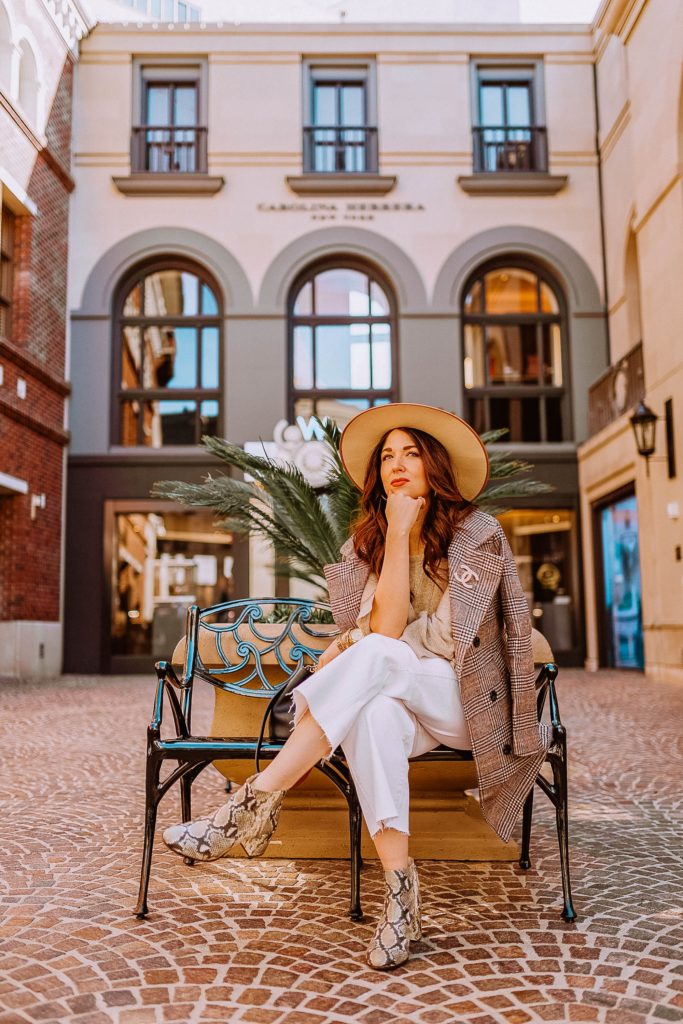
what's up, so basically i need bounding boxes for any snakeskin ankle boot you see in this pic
[162,774,285,862]
[366,858,422,970]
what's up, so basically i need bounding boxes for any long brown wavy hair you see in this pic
[350,426,473,584]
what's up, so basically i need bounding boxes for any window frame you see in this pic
[131,57,208,174]
[460,257,573,444]
[287,256,399,424]
[302,58,378,174]
[470,59,547,174]
[110,257,223,450]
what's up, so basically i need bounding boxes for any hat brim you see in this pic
[339,403,489,502]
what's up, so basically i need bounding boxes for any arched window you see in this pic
[461,261,569,442]
[113,260,221,447]
[18,40,38,125]
[288,260,398,429]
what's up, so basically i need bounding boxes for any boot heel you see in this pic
[242,834,270,857]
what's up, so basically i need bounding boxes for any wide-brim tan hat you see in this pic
[339,402,489,502]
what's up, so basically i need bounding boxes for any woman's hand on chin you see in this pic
[385,492,426,535]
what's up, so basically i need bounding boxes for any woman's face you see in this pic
[379,429,430,501]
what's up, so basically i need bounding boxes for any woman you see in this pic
[163,403,553,970]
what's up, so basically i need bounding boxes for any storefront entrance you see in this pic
[498,507,582,665]
[594,489,644,669]
[105,502,237,673]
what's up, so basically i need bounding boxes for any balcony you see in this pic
[112,125,224,196]
[587,342,644,437]
[458,125,567,196]
[286,125,396,196]
[132,125,208,174]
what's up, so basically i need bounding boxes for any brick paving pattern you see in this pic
[1,669,682,1024]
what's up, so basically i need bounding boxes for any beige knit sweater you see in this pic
[356,554,455,663]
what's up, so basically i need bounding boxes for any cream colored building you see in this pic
[578,0,682,682]
[63,4,679,680]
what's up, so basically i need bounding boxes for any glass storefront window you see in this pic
[498,508,578,658]
[598,494,643,669]
[111,510,235,660]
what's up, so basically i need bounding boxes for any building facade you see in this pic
[578,0,682,682]
[0,0,89,677]
[65,15,613,674]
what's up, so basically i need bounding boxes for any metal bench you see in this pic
[135,597,576,923]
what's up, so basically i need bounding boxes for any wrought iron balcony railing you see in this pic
[303,125,378,174]
[588,342,644,437]
[131,125,208,174]
[473,125,548,173]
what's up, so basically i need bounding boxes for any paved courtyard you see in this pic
[0,667,682,1024]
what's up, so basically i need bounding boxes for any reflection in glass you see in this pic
[143,270,199,317]
[293,326,314,389]
[499,508,577,655]
[463,279,483,314]
[200,399,219,435]
[462,264,566,442]
[123,284,142,317]
[600,495,643,669]
[291,265,395,412]
[164,326,197,389]
[201,283,218,315]
[487,324,538,385]
[542,323,562,386]
[201,327,219,388]
[111,510,235,659]
[316,323,370,389]
[119,266,221,447]
[121,327,142,389]
[293,280,313,316]
[315,268,369,316]
[370,280,390,315]
[143,398,196,446]
[485,269,539,314]
[371,325,391,389]
[463,324,485,388]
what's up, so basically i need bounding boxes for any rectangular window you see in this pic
[303,61,377,173]
[472,63,547,173]
[0,205,16,339]
[133,61,207,173]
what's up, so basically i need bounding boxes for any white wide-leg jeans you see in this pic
[291,633,472,839]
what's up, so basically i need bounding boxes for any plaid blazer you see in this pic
[323,506,554,844]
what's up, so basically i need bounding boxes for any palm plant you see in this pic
[152,418,551,598]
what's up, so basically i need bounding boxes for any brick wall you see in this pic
[0,58,73,624]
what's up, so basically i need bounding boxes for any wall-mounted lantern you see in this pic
[630,399,677,479]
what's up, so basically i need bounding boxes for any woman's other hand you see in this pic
[385,492,426,535]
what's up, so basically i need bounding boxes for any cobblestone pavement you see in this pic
[1,669,682,1024]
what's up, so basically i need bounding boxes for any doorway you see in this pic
[594,488,644,669]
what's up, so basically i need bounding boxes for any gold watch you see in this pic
[336,627,363,653]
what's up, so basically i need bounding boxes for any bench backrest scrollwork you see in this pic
[174,598,339,698]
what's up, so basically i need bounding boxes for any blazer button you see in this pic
[472,635,481,648]
[503,743,512,755]
[489,689,498,701]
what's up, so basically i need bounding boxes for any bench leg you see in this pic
[134,749,162,918]
[349,790,364,921]
[550,740,577,923]
[179,762,209,867]
[519,784,534,870]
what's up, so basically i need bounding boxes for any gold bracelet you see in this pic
[335,630,352,653]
